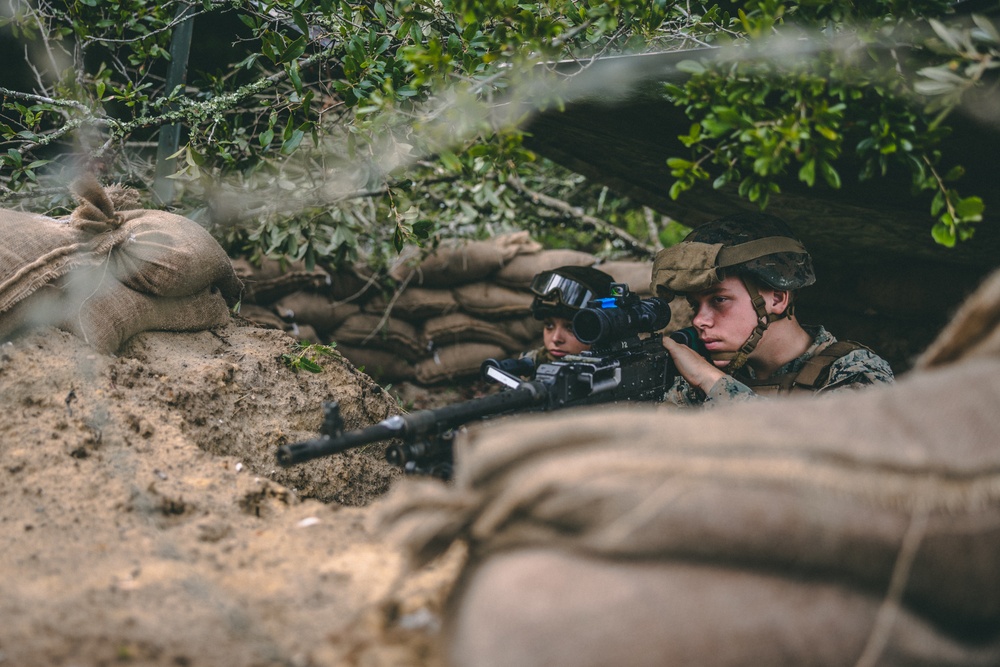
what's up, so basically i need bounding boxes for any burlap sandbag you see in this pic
[389,232,542,288]
[363,286,461,322]
[452,282,533,319]
[236,304,287,330]
[273,291,361,334]
[232,257,332,304]
[494,314,543,344]
[332,312,426,361]
[380,268,1000,667]
[0,210,89,314]
[337,344,416,382]
[492,248,596,288]
[423,313,524,354]
[3,270,232,354]
[414,342,506,385]
[0,176,241,353]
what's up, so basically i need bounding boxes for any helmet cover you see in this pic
[651,212,815,299]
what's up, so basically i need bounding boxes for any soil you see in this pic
[0,321,464,667]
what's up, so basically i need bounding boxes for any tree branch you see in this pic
[506,173,656,258]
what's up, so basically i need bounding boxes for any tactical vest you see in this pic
[741,340,866,396]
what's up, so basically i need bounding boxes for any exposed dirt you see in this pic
[0,321,463,667]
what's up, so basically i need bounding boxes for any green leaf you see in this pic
[288,61,303,93]
[292,10,309,36]
[281,129,305,154]
[279,35,308,63]
[929,18,962,52]
[819,161,841,189]
[440,150,463,171]
[675,59,706,74]
[931,219,957,247]
[299,358,324,373]
[798,159,816,187]
[954,196,984,221]
[816,125,838,141]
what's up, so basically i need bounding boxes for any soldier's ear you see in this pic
[769,289,792,315]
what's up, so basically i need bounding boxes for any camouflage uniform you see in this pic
[519,346,557,367]
[663,325,894,408]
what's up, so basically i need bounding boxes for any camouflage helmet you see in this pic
[530,265,616,321]
[651,212,815,299]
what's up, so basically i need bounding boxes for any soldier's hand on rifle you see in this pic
[662,335,725,394]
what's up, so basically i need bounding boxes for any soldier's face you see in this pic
[543,317,589,358]
[686,276,767,367]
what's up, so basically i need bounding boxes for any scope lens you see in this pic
[572,308,610,344]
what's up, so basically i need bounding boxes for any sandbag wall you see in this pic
[233,233,658,387]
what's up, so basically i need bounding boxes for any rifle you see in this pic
[275,283,707,480]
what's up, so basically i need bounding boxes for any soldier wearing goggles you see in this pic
[523,265,616,363]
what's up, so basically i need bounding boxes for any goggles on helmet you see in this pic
[529,271,596,310]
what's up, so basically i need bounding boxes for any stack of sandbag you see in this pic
[378,267,1000,667]
[0,175,242,354]
[236,234,664,386]
[232,256,375,345]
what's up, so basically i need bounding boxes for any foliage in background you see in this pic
[0,0,995,272]
[664,0,998,247]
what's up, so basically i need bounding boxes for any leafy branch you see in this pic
[663,3,997,247]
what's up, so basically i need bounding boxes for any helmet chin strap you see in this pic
[709,278,787,373]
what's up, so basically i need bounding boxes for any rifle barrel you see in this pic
[276,421,399,466]
[276,383,547,467]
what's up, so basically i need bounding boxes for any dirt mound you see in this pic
[0,322,459,666]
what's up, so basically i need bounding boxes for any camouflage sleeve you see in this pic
[661,376,705,408]
[703,376,758,406]
[519,347,543,364]
[817,349,895,392]
[662,375,755,407]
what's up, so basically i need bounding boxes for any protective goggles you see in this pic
[529,271,595,310]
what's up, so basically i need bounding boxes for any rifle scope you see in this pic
[572,289,672,346]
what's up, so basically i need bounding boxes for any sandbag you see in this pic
[337,344,416,382]
[414,342,505,385]
[363,286,461,322]
[492,249,596,288]
[332,312,426,361]
[273,291,361,334]
[494,315,543,344]
[0,176,242,353]
[389,232,541,288]
[233,257,332,304]
[236,304,287,330]
[423,313,524,354]
[4,277,231,354]
[452,282,533,319]
[380,267,1000,667]
[0,209,89,314]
